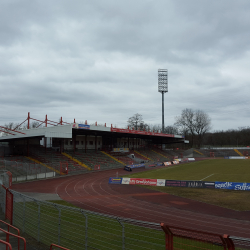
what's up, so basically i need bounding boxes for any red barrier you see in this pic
[0,239,12,250]
[0,220,20,236]
[2,187,13,225]
[210,152,215,157]
[60,162,68,175]
[0,228,26,250]
[94,165,100,170]
[50,243,70,250]
[161,223,235,250]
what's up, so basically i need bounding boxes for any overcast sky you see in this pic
[1,0,250,132]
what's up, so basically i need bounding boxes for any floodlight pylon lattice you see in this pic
[158,69,168,133]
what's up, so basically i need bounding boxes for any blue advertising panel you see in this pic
[215,181,250,190]
[130,163,145,169]
[215,182,233,190]
[124,163,145,171]
[109,177,122,184]
[78,124,90,129]
[234,183,250,191]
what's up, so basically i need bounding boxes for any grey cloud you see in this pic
[1,0,250,131]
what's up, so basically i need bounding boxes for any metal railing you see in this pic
[0,187,164,250]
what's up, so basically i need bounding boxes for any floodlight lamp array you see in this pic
[158,69,168,93]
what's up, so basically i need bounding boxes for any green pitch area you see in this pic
[127,159,250,182]
[125,159,250,211]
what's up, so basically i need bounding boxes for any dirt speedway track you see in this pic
[12,167,250,238]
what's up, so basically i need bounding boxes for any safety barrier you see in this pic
[0,220,20,235]
[0,227,26,250]
[1,185,250,249]
[229,236,250,249]
[60,162,68,175]
[0,186,164,249]
[2,186,14,224]
[161,223,235,250]
[50,243,71,250]
[0,239,12,250]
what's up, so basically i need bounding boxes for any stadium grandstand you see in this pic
[0,112,188,179]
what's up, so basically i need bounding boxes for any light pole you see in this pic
[158,69,168,133]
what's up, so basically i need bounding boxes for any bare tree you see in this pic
[175,109,196,145]
[127,113,147,130]
[22,121,40,129]
[164,125,179,135]
[175,108,211,147]
[1,122,19,135]
[194,110,211,147]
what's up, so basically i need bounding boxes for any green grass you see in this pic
[126,159,250,182]
[123,159,250,211]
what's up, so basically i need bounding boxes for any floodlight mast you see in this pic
[158,69,168,133]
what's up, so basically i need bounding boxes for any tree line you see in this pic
[128,110,250,148]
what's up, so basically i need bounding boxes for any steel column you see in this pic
[162,92,164,133]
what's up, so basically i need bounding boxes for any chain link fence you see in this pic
[0,187,165,250]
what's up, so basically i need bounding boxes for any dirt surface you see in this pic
[12,167,250,239]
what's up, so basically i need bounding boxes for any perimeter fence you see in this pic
[1,187,247,250]
[0,187,165,250]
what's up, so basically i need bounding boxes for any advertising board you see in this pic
[215,181,250,190]
[72,123,78,128]
[108,177,123,184]
[78,124,90,129]
[127,178,158,186]
[124,164,145,171]
[228,156,246,159]
[165,180,187,187]
[113,148,129,152]
[165,180,215,189]
[121,178,130,184]
[108,178,250,191]
[124,166,132,171]
[157,179,165,186]
[164,162,171,166]
[215,182,233,189]
[111,127,175,137]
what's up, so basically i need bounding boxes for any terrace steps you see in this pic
[62,152,91,170]
[234,149,244,156]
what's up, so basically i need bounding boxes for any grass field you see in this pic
[125,159,250,211]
